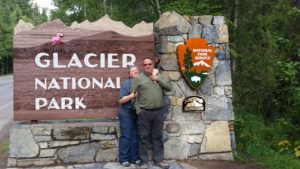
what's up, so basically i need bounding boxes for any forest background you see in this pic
[0,0,299,169]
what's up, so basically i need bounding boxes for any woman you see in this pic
[118,65,141,167]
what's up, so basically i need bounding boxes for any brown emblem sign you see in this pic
[177,38,215,89]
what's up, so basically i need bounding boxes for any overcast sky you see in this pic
[32,0,56,10]
[31,0,56,16]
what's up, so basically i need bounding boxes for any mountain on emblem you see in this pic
[177,38,215,89]
[193,60,211,67]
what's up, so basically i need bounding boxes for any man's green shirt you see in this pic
[131,72,172,113]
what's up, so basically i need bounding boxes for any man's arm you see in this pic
[131,78,139,92]
[130,78,142,114]
[156,74,172,91]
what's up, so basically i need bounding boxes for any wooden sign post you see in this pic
[13,19,154,120]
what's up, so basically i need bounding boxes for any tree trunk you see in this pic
[155,0,161,16]
[103,0,107,14]
[234,0,239,27]
[232,0,239,73]
[110,0,113,17]
[84,3,86,19]
[146,0,160,16]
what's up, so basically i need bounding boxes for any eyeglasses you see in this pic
[143,63,152,66]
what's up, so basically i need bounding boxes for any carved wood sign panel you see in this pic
[13,19,154,120]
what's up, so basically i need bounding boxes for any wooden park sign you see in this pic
[177,38,215,89]
[13,16,154,120]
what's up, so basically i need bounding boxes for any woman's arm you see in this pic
[119,92,138,104]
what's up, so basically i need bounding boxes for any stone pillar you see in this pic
[155,11,234,160]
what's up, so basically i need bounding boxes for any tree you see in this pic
[0,0,48,75]
[51,0,105,25]
[230,0,300,120]
[160,0,224,16]
[183,48,193,70]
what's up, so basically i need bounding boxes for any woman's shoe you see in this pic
[121,161,130,167]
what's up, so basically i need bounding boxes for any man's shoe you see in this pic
[139,163,148,169]
[135,160,142,165]
[154,160,169,169]
[121,161,130,167]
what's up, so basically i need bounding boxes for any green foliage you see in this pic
[232,2,300,166]
[235,113,300,169]
[51,0,106,26]
[160,0,224,16]
[50,0,159,27]
[232,0,300,120]
[50,0,227,27]
[0,138,9,155]
[244,143,300,169]
[0,0,48,75]
[111,0,158,27]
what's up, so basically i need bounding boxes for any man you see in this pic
[131,57,172,168]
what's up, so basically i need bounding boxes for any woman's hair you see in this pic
[127,65,138,73]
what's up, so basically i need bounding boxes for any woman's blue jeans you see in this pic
[118,109,139,163]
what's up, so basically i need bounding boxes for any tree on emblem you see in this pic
[183,48,193,70]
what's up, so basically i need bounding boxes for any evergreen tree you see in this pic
[0,0,48,75]
[51,0,105,26]
[183,48,193,70]
[231,0,300,120]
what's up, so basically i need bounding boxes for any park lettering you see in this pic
[35,52,136,68]
[34,52,136,110]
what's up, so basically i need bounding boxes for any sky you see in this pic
[31,0,56,14]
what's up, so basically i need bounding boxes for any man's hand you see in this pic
[150,73,158,81]
[152,68,159,75]
[151,69,159,82]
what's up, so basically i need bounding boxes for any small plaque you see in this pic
[182,96,205,112]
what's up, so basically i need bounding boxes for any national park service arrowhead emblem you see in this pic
[177,38,215,89]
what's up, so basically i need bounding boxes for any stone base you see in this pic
[8,122,119,168]
[8,120,234,168]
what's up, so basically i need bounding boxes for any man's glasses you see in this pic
[143,63,152,66]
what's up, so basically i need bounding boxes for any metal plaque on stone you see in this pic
[182,96,206,112]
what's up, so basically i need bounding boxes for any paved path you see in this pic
[0,75,13,131]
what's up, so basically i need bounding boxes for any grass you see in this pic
[241,143,300,169]
[234,113,300,169]
[0,138,10,155]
